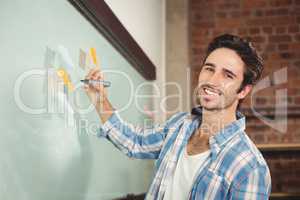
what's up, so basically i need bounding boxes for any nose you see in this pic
[207,71,223,87]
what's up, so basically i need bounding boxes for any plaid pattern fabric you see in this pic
[98,108,271,200]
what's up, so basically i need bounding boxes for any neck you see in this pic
[200,105,237,136]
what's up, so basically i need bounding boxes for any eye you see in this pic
[204,67,214,72]
[225,73,234,79]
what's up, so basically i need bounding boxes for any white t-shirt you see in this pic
[163,146,210,200]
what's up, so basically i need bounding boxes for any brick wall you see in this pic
[189,0,300,194]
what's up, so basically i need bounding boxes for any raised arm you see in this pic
[83,68,187,159]
[83,67,115,123]
[98,110,187,159]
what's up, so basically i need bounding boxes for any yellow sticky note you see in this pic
[56,68,74,92]
[90,48,99,67]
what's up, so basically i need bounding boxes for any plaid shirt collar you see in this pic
[190,106,246,160]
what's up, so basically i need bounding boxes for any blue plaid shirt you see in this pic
[98,108,271,199]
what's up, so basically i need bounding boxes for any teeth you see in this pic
[204,88,218,95]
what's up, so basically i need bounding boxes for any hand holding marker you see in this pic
[81,48,111,88]
[80,79,111,87]
[83,48,110,106]
[84,48,115,123]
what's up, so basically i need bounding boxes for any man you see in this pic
[84,34,271,200]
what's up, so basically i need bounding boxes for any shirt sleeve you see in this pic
[98,111,187,159]
[228,165,272,200]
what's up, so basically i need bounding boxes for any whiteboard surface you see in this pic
[0,0,154,199]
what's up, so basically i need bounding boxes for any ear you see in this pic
[237,84,252,99]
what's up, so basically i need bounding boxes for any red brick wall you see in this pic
[189,0,300,194]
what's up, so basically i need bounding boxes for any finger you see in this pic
[88,70,99,80]
[83,84,89,89]
[86,68,99,79]
[93,69,103,78]
[83,84,92,92]
[86,68,95,78]
[92,71,104,82]
[95,73,102,80]
[93,77,105,92]
[91,74,98,80]
[85,71,92,80]
[99,71,104,79]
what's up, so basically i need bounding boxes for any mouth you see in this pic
[202,86,221,96]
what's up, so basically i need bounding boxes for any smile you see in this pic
[203,87,220,96]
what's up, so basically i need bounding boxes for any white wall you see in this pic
[104,0,167,122]
[104,0,163,68]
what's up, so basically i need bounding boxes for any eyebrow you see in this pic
[203,62,237,78]
[203,62,216,68]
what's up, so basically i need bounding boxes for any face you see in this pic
[196,48,251,111]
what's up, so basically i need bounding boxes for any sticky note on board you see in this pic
[79,49,86,70]
[56,68,74,92]
[90,48,99,68]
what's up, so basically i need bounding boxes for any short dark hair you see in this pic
[204,34,263,92]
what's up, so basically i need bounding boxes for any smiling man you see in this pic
[84,34,271,200]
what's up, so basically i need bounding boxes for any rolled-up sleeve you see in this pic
[98,111,187,159]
